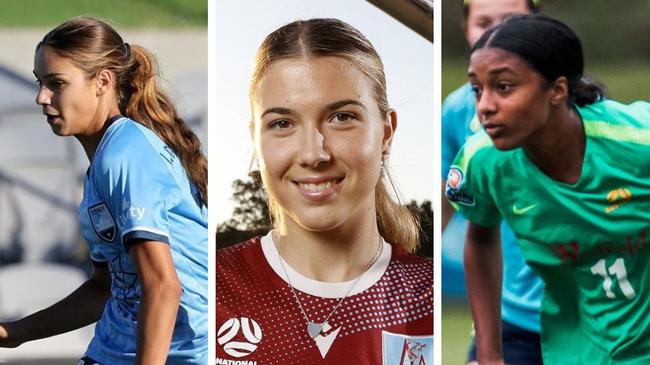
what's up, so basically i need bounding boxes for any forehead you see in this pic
[252,56,375,110]
[33,46,81,77]
[468,47,534,77]
[468,0,529,20]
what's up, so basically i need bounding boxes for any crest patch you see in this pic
[382,331,433,365]
[88,203,116,242]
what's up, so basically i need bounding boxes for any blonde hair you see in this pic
[38,16,207,204]
[250,18,420,252]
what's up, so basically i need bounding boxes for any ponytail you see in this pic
[375,177,420,253]
[572,75,607,107]
[119,45,208,205]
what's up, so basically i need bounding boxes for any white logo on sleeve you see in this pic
[217,317,263,358]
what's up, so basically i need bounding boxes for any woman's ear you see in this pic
[550,76,569,106]
[382,109,398,156]
[96,69,115,96]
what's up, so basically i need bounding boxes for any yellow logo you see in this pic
[605,188,632,213]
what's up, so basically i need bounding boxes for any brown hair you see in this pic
[250,18,420,252]
[38,16,207,204]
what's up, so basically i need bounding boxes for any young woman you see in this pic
[442,1,544,364]
[447,14,650,364]
[0,17,208,364]
[216,18,433,364]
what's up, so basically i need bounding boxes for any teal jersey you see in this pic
[447,100,650,364]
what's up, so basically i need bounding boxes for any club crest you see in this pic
[88,203,116,242]
[382,331,433,365]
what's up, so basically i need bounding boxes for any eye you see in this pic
[496,82,513,94]
[268,119,293,130]
[329,112,356,124]
[470,84,482,97]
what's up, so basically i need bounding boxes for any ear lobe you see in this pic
[550,76,569,106]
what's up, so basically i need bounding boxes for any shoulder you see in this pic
[217,237,263,274]
[92,117,172,175]
[387,244,433,298]
[580,100,650,136]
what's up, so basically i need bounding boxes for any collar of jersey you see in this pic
[260,231,392,298]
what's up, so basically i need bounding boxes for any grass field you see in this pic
[442,299,473,365]
[443,58,650,102]
[0,0,206,27]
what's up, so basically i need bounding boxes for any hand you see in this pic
[0,322,23,348]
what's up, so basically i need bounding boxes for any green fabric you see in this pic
[448,100,650,364]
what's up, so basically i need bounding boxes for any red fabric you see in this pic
[216,237,433,364]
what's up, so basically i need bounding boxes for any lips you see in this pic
[482,122,505,137]
[44,112,60,124]
[293,176,344,202]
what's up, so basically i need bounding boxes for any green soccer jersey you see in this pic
[447,100,650,364]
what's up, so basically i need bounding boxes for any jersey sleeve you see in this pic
[445,134,501,227]
[93,131,181,249]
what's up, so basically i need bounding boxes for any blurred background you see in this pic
[0,1,206,363]
[442,0,650,363]
[213,0,435,258]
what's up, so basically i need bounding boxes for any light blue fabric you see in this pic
[442,84,542,332]
[79,116,207,364]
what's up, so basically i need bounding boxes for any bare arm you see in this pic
[129,241,182,365]
[0,265,111,348]
[464,222,504,365]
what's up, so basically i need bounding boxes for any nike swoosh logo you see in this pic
[513,203,537,215]
[314,323,341,358]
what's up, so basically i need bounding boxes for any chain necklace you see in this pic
[275,236,383,339]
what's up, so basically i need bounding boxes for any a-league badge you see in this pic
[88,203,116,242]
[382,331,433,365]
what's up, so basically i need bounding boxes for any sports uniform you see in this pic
[79,116,208,364]
[447,100,650,364]
[216,233,433,364]
[442,83,543,362]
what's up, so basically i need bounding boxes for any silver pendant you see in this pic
[307,322,324,338]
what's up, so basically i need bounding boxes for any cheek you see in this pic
[257,136,294,181]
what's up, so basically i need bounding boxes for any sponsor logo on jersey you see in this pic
[382,331,433,365]
[313,322,341,358]
[217,317,262,360]
[550,230,647,265]
[605,187,632,213]
[88,203,116,242]
[512,203,537,215]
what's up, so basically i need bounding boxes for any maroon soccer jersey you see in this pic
[216,233,433,365]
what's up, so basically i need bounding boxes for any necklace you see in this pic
[275,235,383,339]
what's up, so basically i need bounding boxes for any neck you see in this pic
[77,104,122,162]
[274,211,382,283]
[523,105,585,184]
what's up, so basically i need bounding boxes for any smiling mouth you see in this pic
[293,177,344,201]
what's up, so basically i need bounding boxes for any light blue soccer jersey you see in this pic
[442,83,542,332]
[79,116,207,364]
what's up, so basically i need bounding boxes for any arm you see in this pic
[129,241,182,365]
[0,265,111,348]
[464,222,504,365]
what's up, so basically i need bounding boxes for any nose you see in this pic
[36,85,51,106]
[476,89,496,120]
[299,125,330,167]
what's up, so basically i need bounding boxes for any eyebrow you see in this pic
[32,71,65,79]
[467,66,514,78]
[260,99,367,119]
